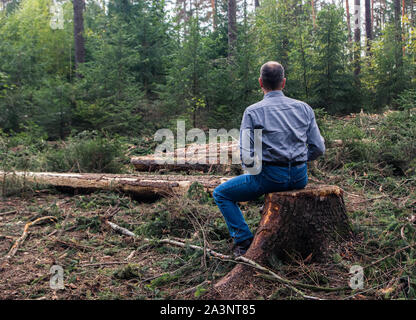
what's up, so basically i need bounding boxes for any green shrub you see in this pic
[45,131,127,173]
[377,111,416,175]
[393,89,416,112]
[187,182,211,204]
[113,264,141,280]
[322,109,416,176]
[75,216,102,233]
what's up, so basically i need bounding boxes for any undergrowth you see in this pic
[0,108,415,300]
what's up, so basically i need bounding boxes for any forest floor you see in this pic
[0,109,415,300]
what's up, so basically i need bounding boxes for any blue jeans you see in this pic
[213,163,308,244]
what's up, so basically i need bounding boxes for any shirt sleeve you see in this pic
[239,110,255,168]
[306,107,326,161]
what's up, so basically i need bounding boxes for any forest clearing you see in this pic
[0,0,415,303]
[1,109,415,300]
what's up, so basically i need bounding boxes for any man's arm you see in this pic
[239,110,255,168]
[306,108,325,161]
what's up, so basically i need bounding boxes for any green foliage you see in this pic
[377,111,416,175]
[75,216,102,233]
[0,0,74,133]
[393,89,416,112]
[0,123,48,173]
[187,182,211,204]
[361,23,414,111]
[310,4,357,113]
[194,286,208,298]
[148,273,179,289]
[135,201,193,239]
[45,131,127,173]
[113,264,141,280]
[322,109,416,176]
[0,0,414,140]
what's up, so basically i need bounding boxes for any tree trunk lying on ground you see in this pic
[131,139,374,173]
[0,171,232,199]
[207,185,352,300]
[131,141,241,173]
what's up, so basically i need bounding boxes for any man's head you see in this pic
[259,61,286,93]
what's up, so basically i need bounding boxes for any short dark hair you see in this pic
[260,62,285,91]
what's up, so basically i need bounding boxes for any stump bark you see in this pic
[209,184,352,300]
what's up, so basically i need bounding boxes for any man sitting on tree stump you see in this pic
[213,61,326,257]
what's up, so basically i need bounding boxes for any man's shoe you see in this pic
[232,238,253,257]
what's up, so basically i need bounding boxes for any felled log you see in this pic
[131,138,359,174]
[328,138,374,147]
[0,171,232,199]
[131,141,241,173]
[209,185,352,300]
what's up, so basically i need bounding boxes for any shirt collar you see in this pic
[263,90,284,99]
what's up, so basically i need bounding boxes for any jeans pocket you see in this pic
[290,174,308,190]
[262,165,289,184]
[291,164,308,183]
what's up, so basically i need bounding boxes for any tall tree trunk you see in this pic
[365,0,372,54]
[382,0,387,27]
[211,0,217,30]
[354,0,361,76]
[402,0,405,55]
[394,0,403,67]
[176,0,184,23]
[311,0,317,29]
[73,0,85,78]
[346,0,352,43]
[371,0,374,33]
[228,0,237,59]
[254,0,260,8]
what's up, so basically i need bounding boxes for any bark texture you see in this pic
[228,0,237,58]
[73,0,85,76]
[208,185,352,300]
[0,171,232,199]
[211,0,217,29]
[346,0,352,43]
[394,0,403,65]
[354,0,361,76]
[365,0,373,53]
[131,142,241,174]
[312,0,317,29]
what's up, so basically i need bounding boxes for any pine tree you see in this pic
[311,4,356,113]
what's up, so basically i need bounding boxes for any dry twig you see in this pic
[365,243,416,268]
[5,216,57,259]
[0,210,17,216]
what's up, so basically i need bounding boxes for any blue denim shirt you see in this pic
[239,90,325,166]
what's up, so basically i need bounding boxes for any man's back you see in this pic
[240,90,325,164]
[214,61,327,256]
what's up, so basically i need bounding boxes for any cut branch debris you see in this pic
[105,220,323,300]
[5,216,57,259]
[0,210,17,216]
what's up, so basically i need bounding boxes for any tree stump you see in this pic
[208,184,352,300]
